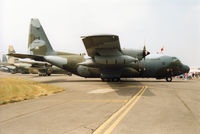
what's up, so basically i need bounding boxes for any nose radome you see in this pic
[186,65,190,73]
[183,65,190,73]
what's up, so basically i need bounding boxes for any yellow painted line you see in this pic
[75,100,128,103]
[104,86,147,134]
[93,86,145,134]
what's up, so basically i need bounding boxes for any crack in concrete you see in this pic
[83,126,95,133]
[175,93,200,126]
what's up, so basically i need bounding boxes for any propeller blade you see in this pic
[143,45,150,60]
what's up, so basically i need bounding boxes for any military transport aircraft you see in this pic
[2,45,71,76]
[8,18,189,82]
[0,46,28,74]
[0,55,11,72]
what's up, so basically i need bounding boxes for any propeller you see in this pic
[142,45,150,60]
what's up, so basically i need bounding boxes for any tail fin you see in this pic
[8,45,17,64]
[8,45,16,54]
[28,18,55,55]
[2,54,8,63]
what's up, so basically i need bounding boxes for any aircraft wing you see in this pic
[7,53,45,62]
[81,35,122,57]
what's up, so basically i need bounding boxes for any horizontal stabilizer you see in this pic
[2,54,8,63]
[7,53,45,62]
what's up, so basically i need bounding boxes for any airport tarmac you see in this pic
[0,72,200,134]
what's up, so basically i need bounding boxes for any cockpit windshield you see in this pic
[172,57,181,63]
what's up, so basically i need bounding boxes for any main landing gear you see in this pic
[38,73,51,76]
[166,76,172,82]
[101,78,120,82]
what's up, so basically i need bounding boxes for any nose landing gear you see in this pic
[166,76,172,82]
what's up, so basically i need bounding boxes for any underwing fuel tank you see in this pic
[79,55,137,67]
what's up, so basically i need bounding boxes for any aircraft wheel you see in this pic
[101,78,105,82]
[101,78,118,82]
[101,78,109,82]
[112,78,116,82]
[112,78,120,82]
[47,73,51,76]
[107,78,111,82]
[11,70,16,74]
[166,76,172,82]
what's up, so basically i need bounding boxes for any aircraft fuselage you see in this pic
[43,54,189,82]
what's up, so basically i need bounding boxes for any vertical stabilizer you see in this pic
[8,45,16,54]
[2,54,8,63]
[8,45,17,64]
[28,18,55,55]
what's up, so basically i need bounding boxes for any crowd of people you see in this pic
[176,72,200,80]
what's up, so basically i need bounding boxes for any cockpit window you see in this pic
[172,57,177,60]
[172,57,181,63]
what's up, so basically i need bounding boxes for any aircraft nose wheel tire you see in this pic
[166,76,172,82]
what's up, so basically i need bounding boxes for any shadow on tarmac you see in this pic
[41,79,101,83]
[40,78,153,96]
[39,78,188,97]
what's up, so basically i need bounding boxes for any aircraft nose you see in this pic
[183,65,190,73]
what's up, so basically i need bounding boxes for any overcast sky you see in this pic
[0,0,199,66]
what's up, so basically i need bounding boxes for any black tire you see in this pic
[101,78,120,82]
[166,76,172,82]
[107,78,111,82]
[101,78,105,82]
[112,78,120,82]
[11,70,16,74]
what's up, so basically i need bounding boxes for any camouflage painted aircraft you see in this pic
[3,45,70,75]
[0,18,73,76]
[9,18,189,82]
[0,46,28,74]
[0,54,11,72]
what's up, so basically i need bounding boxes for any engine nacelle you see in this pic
[122,48,150,60]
